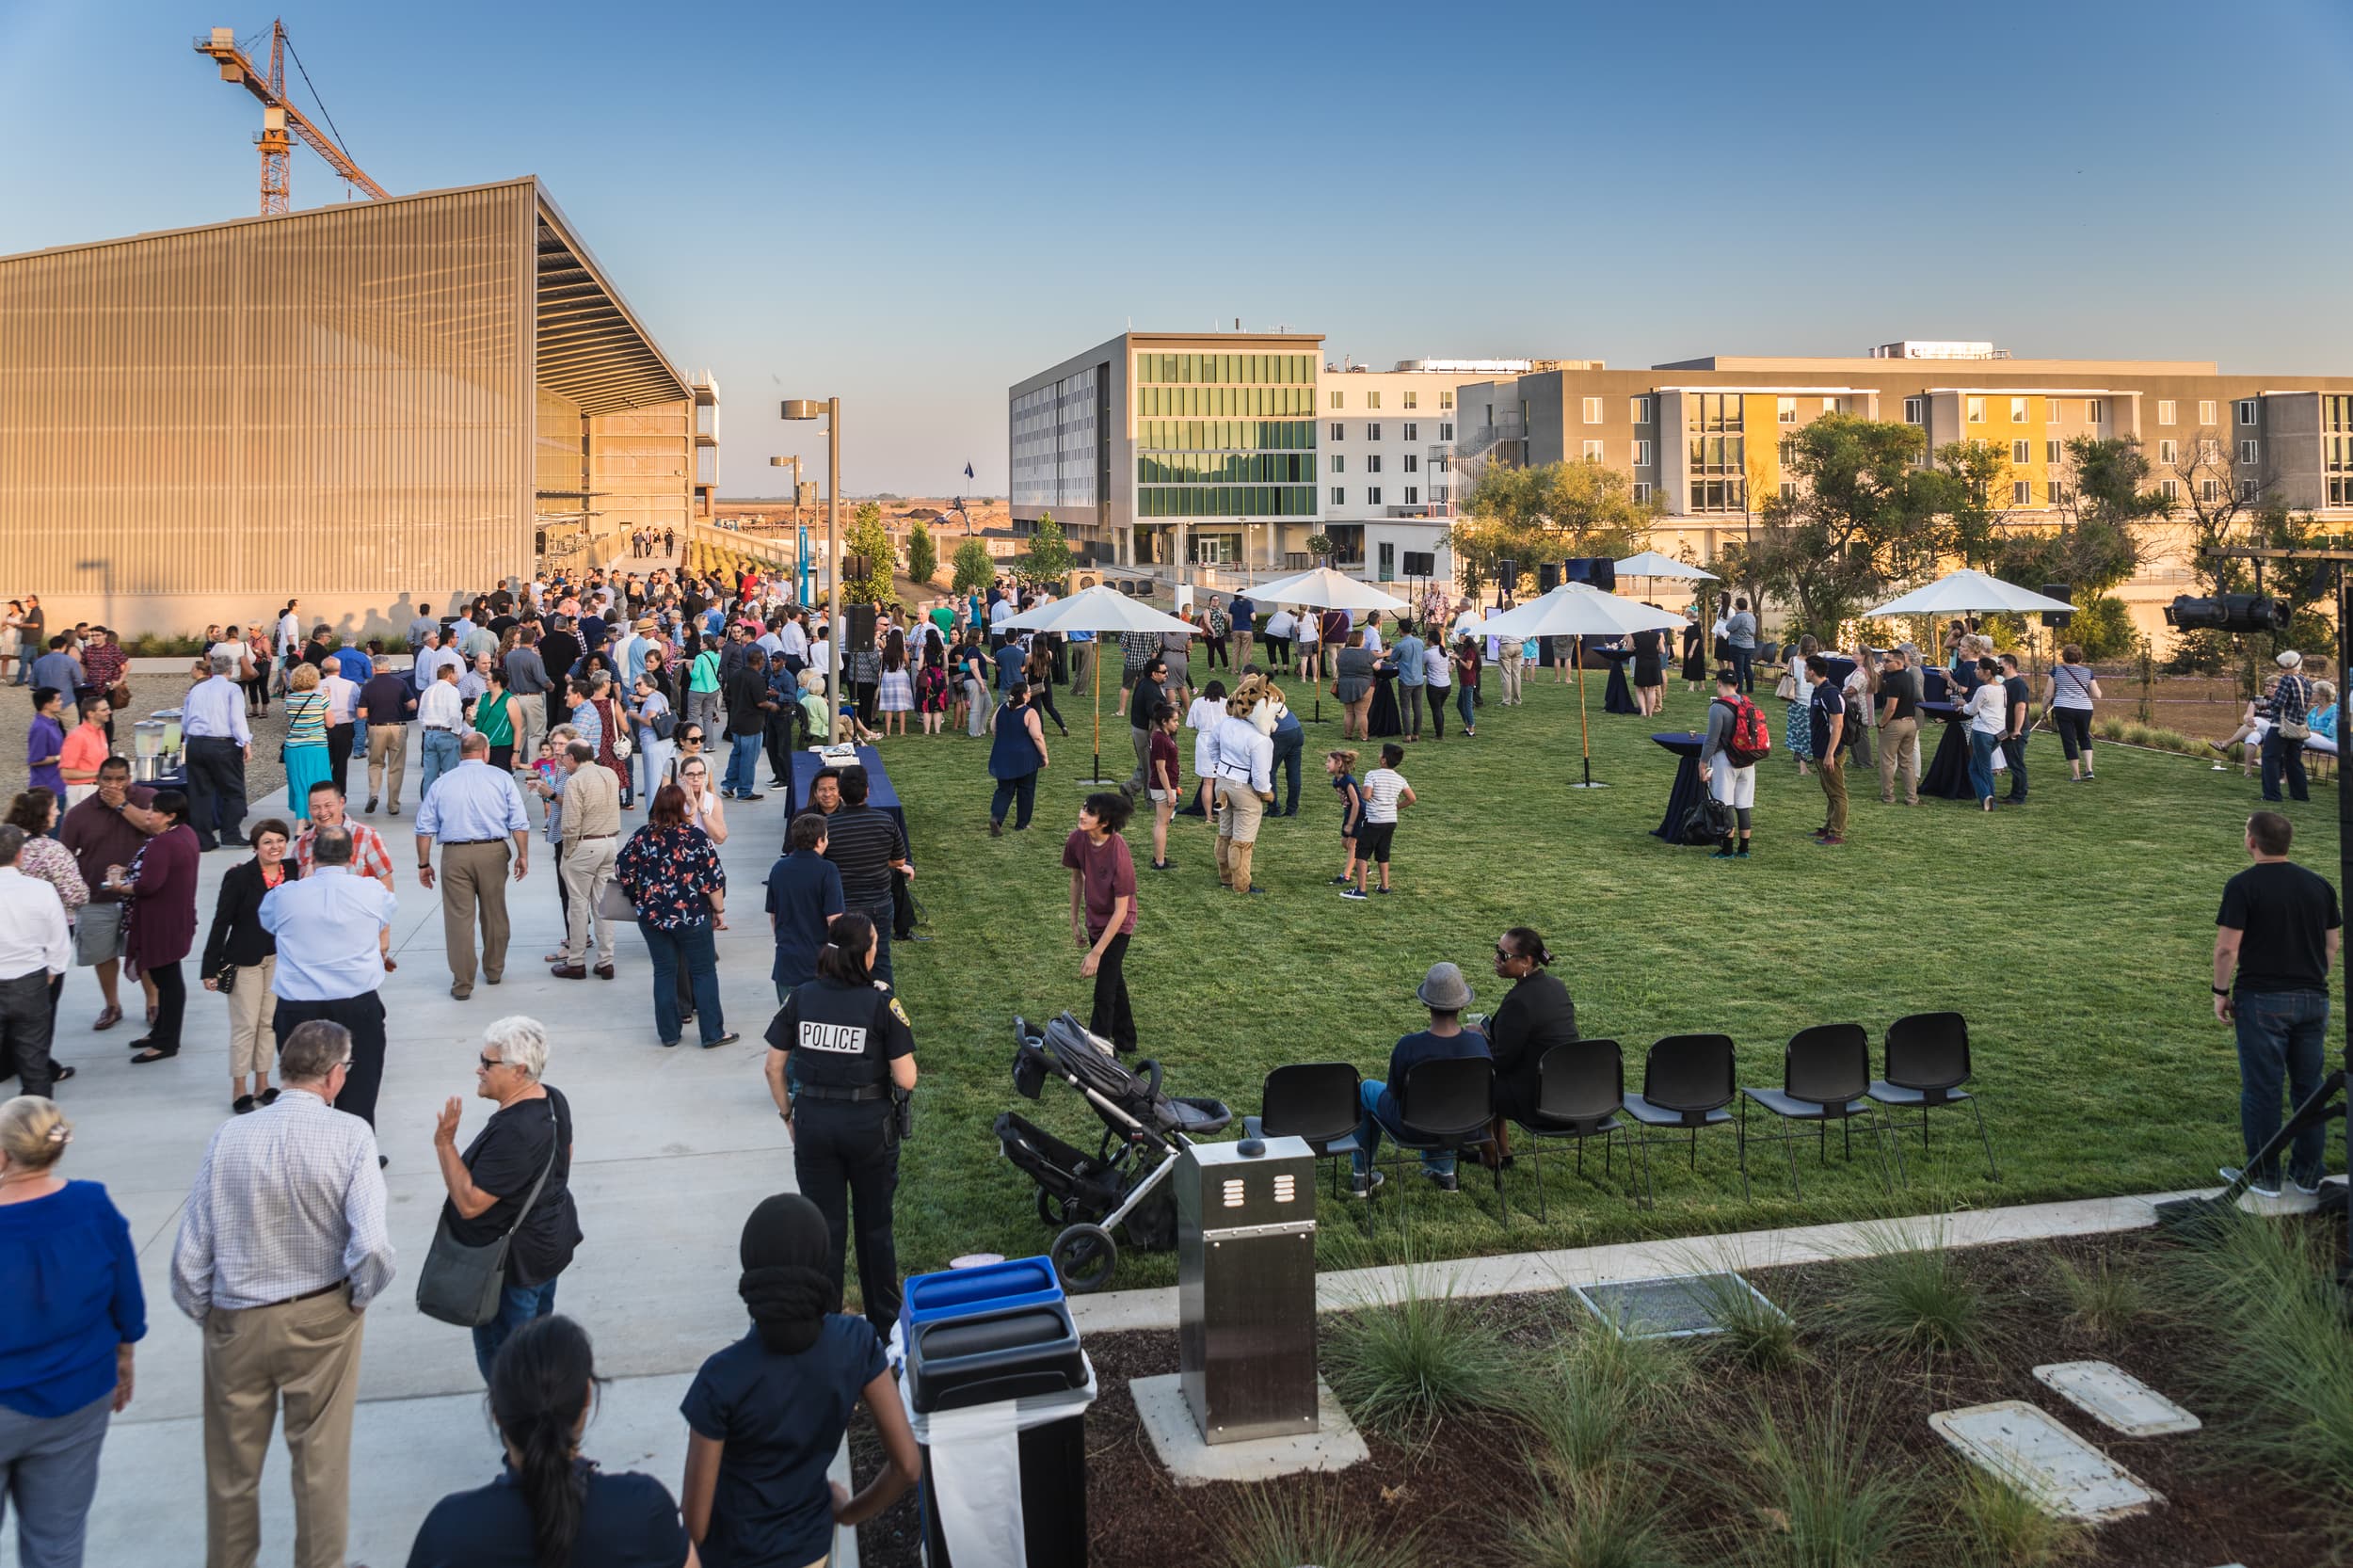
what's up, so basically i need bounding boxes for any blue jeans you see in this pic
[2232,987,2329,1189]
[2261,731,2309,802]
[723,730,762,796]
[472,1276,559,1383]
[1967,729,2001,804]
[857,901,895,992]
[643,919,725,1045]
[0,1393,110,1568]
[418,728,461,803]
[1270,727,1303,814]
[1350,1079,1455,1178]
[1456,685,1476,731]
[1730,645,1754,693]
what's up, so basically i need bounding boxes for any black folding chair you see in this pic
[1509,1040,1633,1219]
[1243,1062,1366,1191]
[1867,1012,1997,1182]
[1739,1024,1896,1198]
[1371,1057,1501,1223]
[1622,1033,1744,1203]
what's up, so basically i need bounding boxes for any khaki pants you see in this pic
[1819,752,1849,838]
[1880,714,1920,804]
[1499,648,1524,704]
[226,955,278,1077]
[440,840,513,994]
[1215,778,1266,891]
[1231,631,1254,672]
[364,725,407,809]
[560,835,618,965]
[513,695,549,767]
[201,1288,365,1568]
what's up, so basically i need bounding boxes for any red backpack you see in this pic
[1718,696,1770,767]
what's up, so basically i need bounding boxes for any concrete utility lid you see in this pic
[1130,1374,1368,1487]
[1930,1400,2162,1521]
[2032,1361,2201,1437]
[1572,1272,1788,1340]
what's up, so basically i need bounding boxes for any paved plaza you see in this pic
[7,742,822,1567]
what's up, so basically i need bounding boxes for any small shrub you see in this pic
[1509,1471,1684,1568]
[1325,1273,1516,1439]
[1218,1482,1422,1568]
[1842,1230,1986,1357]
[1731,1393,1920,1568]
[1521,1323,1690,1486]
[2047,1254,2143,1340]
[1689,1272,1803,1373]
[1954,1464,2084,1568]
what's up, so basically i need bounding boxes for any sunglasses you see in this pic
[1495,946,1520,963]
[476,1054,503,1071]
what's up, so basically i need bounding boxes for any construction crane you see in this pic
[194,21,386,215]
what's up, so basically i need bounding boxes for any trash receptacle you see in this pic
[898,1256,1094,1568]
[1176,1135,1319,1443]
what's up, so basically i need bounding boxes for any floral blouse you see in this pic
[18,834,89,915]
[615,822,724,931]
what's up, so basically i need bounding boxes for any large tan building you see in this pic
[0,177,699,637]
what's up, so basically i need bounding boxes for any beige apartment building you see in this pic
[0,177,703,637]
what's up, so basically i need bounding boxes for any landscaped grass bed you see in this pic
[873,648,2342,1285]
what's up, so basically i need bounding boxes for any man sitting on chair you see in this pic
[1349,962,1490,1199]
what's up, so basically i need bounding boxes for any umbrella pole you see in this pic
[1568,661,1607,789]
[1081,636,1112,787]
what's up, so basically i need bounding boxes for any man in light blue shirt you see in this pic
[261,827,396,1133]
[183,651,254,851]
[1391,621,1428,741]
[413,732,531,1000]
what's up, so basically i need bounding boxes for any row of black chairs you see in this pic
[1241,1012,1995,1223]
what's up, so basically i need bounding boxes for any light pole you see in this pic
[769,455,803,531]
[781,399,840,741]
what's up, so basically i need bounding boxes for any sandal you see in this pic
[258,1087,280,1106]
[92,1004,122,1032]
[232,1094,257,1113]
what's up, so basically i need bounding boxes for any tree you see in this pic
[952,538,996,596]
[1015,513,1075,590]
[1993,436,2165,600]
[905,520,937,586]
[842,506,897,604]
[1745,414,1944,638]
[1930,439,2012,569]
[1449,460,1657,592]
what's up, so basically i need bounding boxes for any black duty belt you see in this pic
[796,1083,888,1103]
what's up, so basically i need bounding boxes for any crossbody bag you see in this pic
[2277,675,2312,741]
[415,1102,560,1327]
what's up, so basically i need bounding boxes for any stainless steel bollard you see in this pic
[1176,1135,1318,1444]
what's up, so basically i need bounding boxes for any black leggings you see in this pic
[1032,681,1065,732]
[2053,707,2094,761]
[147,961,186,1051]
[1090,932,1134,1051]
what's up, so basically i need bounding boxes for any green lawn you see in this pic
[876,651,2342,1288]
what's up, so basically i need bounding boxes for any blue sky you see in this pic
[4,0,2348,495]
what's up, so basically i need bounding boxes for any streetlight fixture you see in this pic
[768,455,804,529]
[781,397,840,742]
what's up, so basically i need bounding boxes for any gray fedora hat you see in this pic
[1416,961,1475,1012]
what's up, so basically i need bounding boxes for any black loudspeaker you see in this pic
[1402,552,1434,577]
[1497,557,1517,588]
[848,603,878,649]
[1538,563,1561,594]
[2041,584,2073,629]
[1562,557,1618,592]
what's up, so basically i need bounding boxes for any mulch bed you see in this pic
[846,1228,2342,1566]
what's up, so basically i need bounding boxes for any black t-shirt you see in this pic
[406,1464,687,1568]
[1131,677,1167,730]
[1881,667,1920,722]
[767,977,914,1090]
[1807,682,1846,758]
[680,1320,887,1568]
[2002,675,2030,731]
[540,630,583,683]
[442,1088,582,1288]
[725,667,770,736]
[2218,860,2343,995]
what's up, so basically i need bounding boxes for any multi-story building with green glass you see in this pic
[1010,330,1323,573]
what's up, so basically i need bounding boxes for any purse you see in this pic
[212,963,237,994]
[415,1103,560,1327]
[597,876,638,924]
[1773,670,1799,702]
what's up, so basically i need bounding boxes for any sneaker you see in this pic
[2220,1165,2283,1199]
[1348,1170,1385,1199]
[1709,844,1736,859]
[2287,1174,2328,1197]
[1150,859,1176,871]
[1425,1170,1461,1193]
[364,796,378,813]
[1328,875,1353,885]
[1340,888,1369,901]
[1817,834,1845,846]
[1734,846,1750,857]
[1373,885,1393,895]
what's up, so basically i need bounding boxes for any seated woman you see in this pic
[2210,675,2280,775]
[1483,927,1580,1163]
[2307,680,2339,755]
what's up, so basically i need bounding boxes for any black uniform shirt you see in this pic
[767,977,914,1089]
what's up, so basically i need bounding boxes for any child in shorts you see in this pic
[1147,700,1181,871]
[1325,748,1363,887]
[1345,744,1415,899]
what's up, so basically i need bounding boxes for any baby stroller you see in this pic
[994,1011,1232,1292]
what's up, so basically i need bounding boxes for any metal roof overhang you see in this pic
[534,187,692,417]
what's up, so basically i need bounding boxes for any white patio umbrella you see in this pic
[995,584,1199,785]
[1612,551,1721,583]
[1231,566,1409,722]
[1865,568,2073,617]
[1467,584,1686,789]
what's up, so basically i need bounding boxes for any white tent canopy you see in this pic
[992,583,1198,636]
[1467,582,1688,641]
[1613,551,1720,582]
[1865,569,2074,617]
[1239,566,1411,613]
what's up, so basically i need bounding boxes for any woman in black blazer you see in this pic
[1486,926,1580,1160]
[200,819,301,1113]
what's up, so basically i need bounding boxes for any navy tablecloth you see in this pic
[1918,702,1977,801]
[786,746,907,837]
[1596,648,1640,714]
[1649,731,1706,841]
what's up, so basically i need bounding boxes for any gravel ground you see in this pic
[0,674,293,811]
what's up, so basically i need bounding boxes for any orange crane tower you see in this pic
[194,21,386,214]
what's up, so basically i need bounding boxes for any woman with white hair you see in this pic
[429,1016,583,1383]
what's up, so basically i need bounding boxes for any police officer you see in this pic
[762,911,918,1336]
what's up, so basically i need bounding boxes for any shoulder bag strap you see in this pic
[503,1100,562,1240]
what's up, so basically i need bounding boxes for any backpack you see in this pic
[1719,696,1770,768]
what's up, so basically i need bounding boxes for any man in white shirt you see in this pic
[415,662,467,804]
[317,660,360,798]
[274,600,302,664]
[262,826,396,1130]
[184,651,254,851]
[777,611,810,676]
[1210,697,1274,895]
[0,824,72,1096]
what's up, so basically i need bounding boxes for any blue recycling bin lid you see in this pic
[902,1256,1063,1328]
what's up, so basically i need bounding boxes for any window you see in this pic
[1403,455,1419,472]
[2201,438,2221,463]
[1904,396,1924,424]
[2241,479,2259,500]
[2013,480,2032,504]
[1367,424,1381,441]
[1433,455,1449,472]
[1582,397,1603,423]
[1632,482,1652,503]
[1330,486,1346,504]
[2012,439,2030,464]
[2159,439,2178,465]
[1633,440,1652,466]
[1404,486,1418,504]
[2200,399,2217,425]
[1402,423,1418,441]
[1683,392,1747,511]
[1367,455,1383,473]
[1366,392,1381,410]
[1439,390,1453,409]
[1329,422,1345,441]
[1403,390,1417,409]
[1329,455,1345,473]
[1582,440,1605,461]
[2162,477,2180,500]
[1367,487,1382,505]
[2086,399,2105,424]
[2240,440,2260,464]
[1778,396,1798,424]
[2201,477,2219,502]
[1824,397,1841,415]
[1631,396,1653,424]
[2046,399,2060,424]
[2158,400,2176,425]
[2046,440,2061,464]
[2237,399,2258,425]
[1438,422,1454,440]
[2010,397,2029,422]
[1779,438,1798,465]
[1781,481,1799,500]
[1329,391,1342,409]
[1967,396,1986,423]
